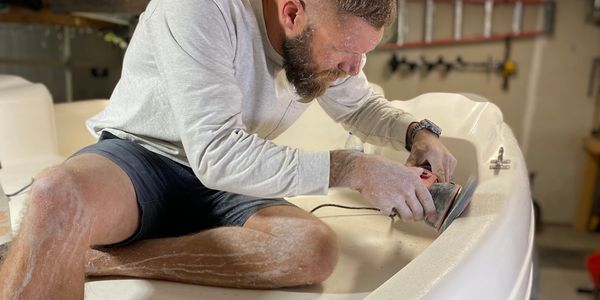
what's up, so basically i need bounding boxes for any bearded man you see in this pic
[0,0,456,298]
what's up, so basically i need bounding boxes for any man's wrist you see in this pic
[329,150,363,189]
[405,122,419,151]
[405,119,442,151]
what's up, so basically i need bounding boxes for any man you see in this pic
[0,0,456,298]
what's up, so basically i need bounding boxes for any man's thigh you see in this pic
[72,132,295,247]
[56,153,139,246]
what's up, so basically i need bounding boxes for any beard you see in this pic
[282,26,345,102]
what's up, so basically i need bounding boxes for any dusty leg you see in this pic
[85,206,339,288]
[0,154,139,300]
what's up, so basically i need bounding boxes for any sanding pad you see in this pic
[439,176,478,232]
[425,182,462,230]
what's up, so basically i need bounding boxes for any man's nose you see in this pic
[337,55,361,76]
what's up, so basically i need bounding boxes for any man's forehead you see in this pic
[321,16,383,54]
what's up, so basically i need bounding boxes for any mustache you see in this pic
[311,69,347,82]
[293,69,349,102]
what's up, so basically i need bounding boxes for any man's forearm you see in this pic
[329,150,362,188]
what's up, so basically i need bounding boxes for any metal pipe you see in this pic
[424,0,435,43]
[484,0,493,38]
[543,0,555,35]
[454,0,463,40]
[512,1,523,34]
[396,0,407,45]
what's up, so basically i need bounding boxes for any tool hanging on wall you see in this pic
[498,37,517,91]
[454,55,495,73]
[392,55,453,74]
[388,54,496,72]
[387,52,518,90]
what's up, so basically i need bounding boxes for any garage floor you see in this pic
[535,224,600,300]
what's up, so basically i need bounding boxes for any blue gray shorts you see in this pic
[73,132,292,248]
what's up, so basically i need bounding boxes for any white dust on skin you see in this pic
[4,175,90,300]
[0,211,10,237]
[86,218,326,288]
[352,155,427,221]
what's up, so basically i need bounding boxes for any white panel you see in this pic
[0,78,59,166]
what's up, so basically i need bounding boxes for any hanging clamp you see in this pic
[490,147,511,170]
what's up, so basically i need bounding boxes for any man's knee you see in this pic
[288,220,339,284]
[27,166,87,224]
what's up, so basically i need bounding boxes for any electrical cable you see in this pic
[5,178,34,199]
[309,203,380,214]
[310,203,399,219]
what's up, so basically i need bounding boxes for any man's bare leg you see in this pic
[0,154,140,300]
[85,205,339,288]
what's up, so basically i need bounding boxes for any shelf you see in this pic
[0,6,118,28]
[378,31,544,50]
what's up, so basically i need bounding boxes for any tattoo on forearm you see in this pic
[329,150,359,188]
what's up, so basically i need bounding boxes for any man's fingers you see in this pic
[449,156,457,180]
[443,155,457,182]
[406,195,424,221]
[409,167,425,176]
[415,182,435,219]
[394,201,413,222]
[379,206,394,217]
[405,155,417,167]
[429,158,447,182]
[442,159,450,182]
[406,152,426,167]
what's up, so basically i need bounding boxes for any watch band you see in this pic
[405,119,442,151]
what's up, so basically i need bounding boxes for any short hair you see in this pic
[332,0,397,28]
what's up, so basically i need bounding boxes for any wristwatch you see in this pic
[405,119,442,151]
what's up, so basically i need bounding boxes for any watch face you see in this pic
[422,119,442,135]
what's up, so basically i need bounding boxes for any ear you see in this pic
[280,0,307,37]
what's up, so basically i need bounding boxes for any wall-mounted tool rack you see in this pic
[379,0,555,50]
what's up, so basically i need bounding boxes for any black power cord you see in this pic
[310,203,399,219]
[310,203,380,214]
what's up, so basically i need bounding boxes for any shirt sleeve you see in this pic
[146,0,329,198]
[317,56,418,151]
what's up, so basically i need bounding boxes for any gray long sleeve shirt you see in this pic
[87,0,417,198]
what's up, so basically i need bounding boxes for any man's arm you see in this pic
[318,78,417,152]
[329,150,436,222]
[319,68,456,182]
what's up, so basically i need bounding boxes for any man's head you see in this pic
[277,0,396,101]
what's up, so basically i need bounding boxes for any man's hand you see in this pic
[330,150,435,222]
[406,130,457,183]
